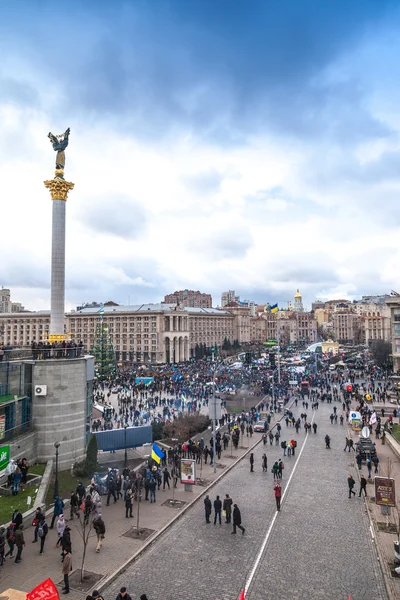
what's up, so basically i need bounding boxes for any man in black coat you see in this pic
[214,495,222,525]
[204,495,212,523]
[223,494,233,524]
[232,504,245,534]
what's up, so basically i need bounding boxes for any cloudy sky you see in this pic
[1,0,400,311]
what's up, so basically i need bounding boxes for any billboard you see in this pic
[0,416,5,441]
[375,477,395,507]
[180,459,196,485]
[0,445,10,477]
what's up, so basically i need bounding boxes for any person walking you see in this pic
[366,455,372,479]
[278,459,284,480]
[249,453,254,472]
[272,461,279,480]
[223,494,233,524]
[56,514,66,548]
[325,435,331,449]
[356,452,362,470]
[14,524,25,563]
[70,491,79,520]
[38,517,49,554]
[125,490,133,518]
[93,515,106,553]
[204,495,212,523]
[347,475,356,498]
[50,496,64,529]
[149,478,157,503]
[214,495,222,525]
[359,474,367,498]
[32,507,45,542]
[4,522,15,559]
[62,549,72,594]
[162,467,171,490]
[372,454,379,473]
[274,481,282,511]
[232,504,245,534]
[262,454,268,472]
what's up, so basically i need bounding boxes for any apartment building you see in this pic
[163,289,212,309]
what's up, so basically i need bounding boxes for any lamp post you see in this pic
[54,441,60,499]
[124,424,128,468]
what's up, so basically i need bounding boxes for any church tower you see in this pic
[293,289,304,312]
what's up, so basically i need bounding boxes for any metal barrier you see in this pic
[0,346,87,361]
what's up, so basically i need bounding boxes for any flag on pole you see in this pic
[369,412,377,425]
[151,443,165,464]
[269,303,278,313]
[238,591,245,600]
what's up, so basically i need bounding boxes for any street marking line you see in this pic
[244,411,315,596]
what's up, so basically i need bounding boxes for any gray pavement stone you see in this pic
[104,400,388,600]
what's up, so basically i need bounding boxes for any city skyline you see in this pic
[2,1,400,310]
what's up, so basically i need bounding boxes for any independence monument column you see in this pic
[44,128,74,342]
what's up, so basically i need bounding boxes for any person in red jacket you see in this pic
[274,481,282,511]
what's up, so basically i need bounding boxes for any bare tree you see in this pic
[74,501,96,583]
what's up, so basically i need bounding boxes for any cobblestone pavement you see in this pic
[105,400,388,600]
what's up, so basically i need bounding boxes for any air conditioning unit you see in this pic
[34,385,47,396]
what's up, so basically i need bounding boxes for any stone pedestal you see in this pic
[32,356,94,468]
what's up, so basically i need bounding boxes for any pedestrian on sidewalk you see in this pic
[359,475,367,498]
[325,435,331,449]
[366,455,372,478]
[149,478,157,503]
[56,515,66,547]
[162,467,171,490]
[70,491,79,520]
[76,481,86,504]
[32,507,45,542]
[347,475,356,498]
[50,496,64,529]
[250,453,254,472]
[115,587,132,600]
[372,454,379,473]
[274,481,282,511]
[356,453,362,470]
[62,549,72,594]
[5,522,15,558]
[223,494,232,524]
[14,524,25,563]
[232,504,245,534]
[125,490,133,518]
[93,515,106,553]
[272,461,279,480]
[262,454,268,472]
[38,517,49,554]
[214,495,222,525]
[278,459,284,479]
[204,495,212,523]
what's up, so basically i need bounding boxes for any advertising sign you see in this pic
[27,578,60,600]
[0,445,9,477]
[0,416,5,441]
[375,477,396,507]
[180,459,196,485]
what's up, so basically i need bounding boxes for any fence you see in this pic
[0,346,87,361]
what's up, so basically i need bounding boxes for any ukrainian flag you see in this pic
[269,303,278,313]
[151,442,165,464]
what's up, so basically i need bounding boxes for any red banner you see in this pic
[27,578,60,600]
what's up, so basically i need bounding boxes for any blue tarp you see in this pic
[93,425,152,452]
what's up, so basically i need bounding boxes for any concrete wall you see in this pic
[9,430,37,462]
[32,356,90,468]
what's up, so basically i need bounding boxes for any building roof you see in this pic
[294,289,302,299]
[69,304,230,316]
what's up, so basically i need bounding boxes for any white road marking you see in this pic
[244,411,315,595]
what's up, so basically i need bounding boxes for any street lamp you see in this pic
[54,442,60,499]
[124,424,128,468]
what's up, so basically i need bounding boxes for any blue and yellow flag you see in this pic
[151,442,165,464]
[269,303,278,313]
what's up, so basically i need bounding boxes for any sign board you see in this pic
[135,377,154,386]
[0,416,5,441]
[375,477,396,507]
[0,445,9,477]
[209,397,222,421]
[180,459,196,485]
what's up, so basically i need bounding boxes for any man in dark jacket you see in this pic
[125,491,133,518]
[50,496,64,528]
[223,494,233,524]
[39,518,49,554]
[232,504,245,534]
[70,491,79,519]
[115,587,132,600]
[214,495,222,525]
[348,474,356,498]
[32,507,45,542]
[61,526,72,555]
[204,495,212,523]
[106,479,117,506]
[93,516,106,553]
[15,524,25,563]
[359,474,368,498]
[162,467,171,490]
[76,482,86,503]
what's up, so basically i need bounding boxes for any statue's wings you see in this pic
[48,132,58,144]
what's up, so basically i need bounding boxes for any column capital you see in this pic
[44,175,74,201]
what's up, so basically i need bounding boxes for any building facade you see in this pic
[163,289,212,309]
[0,287,25,313]
[386,295,400,372]
[221,290,239,307]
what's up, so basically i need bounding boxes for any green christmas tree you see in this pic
[91,315,117,381]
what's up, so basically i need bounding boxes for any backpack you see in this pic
[38,524,44,538]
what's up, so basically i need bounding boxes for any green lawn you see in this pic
[45,470,91,505]
[392,424,400,443]
[30,463,46,476]
[0,485,38,526]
